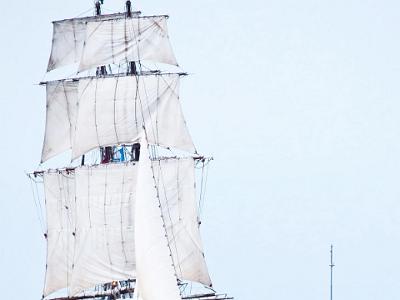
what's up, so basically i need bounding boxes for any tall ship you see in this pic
[28,1,234,300]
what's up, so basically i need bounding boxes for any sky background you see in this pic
[1,0,400,299]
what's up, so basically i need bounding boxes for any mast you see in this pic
[95,0,111,164]
[330,245,335,300]
[95,0,107,76]
[81,0,105,166]
[95,1,101,15]
[126,0,132,18]
[126,0,138,76]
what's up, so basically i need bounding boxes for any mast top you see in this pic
[126,1,132,17]
[95,1,133,17]
[95,1,102,16]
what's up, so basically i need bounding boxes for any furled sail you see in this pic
[42,157,210,297]
[41,74,195,162]
[47,15,177,72]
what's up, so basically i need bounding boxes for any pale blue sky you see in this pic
[1,0,400,299]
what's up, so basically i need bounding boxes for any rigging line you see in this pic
[62,173,74,230]
[85,18,105,40]
[34,177,46,230]
[61,82,74,146]
[43,231,62,298]
[199,161,210,217]
[157,75,198,153]
[124,15,128,64]
[198,161,205,215]
[150,149,180,281]
[158,161,184,277]
[72,20,78,64]
[134,74,140,133]
[156,76,160,145]
[58,169,74,273]
[177,160,183,222]
[94,78,102,149]
[67,171,78,288]
[137,84,180,287]
[141,72,165,151]
[103,165,114,269]
[111,63,123,145]
[202,162,210,215]
[73,6,95,19]
[156,162,180,278]
[111,19,115,64]
[158,74,180,99]
[128,15,142,60]
[113,71,121,144]
[62,174,71,290]
[137,74,158,145]
[72,175,78,285]
[28,176,46,233]
[87,167,93,228]
[119,167,129,264]
[128,16,152,136]
[128,12,151,116]
[57,174,64,231]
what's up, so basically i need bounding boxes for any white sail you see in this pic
[47,18,87,71]
[135,142,181,300]
[41,81,79,162]
[69,163,138,295]
[47,15,177,72]
[43,170,75,297]
[43,163,137,297]
[152,158,212,286]
[79,16,177,72]
[72,74,194,159]
[41,74,195,162]
[42,158,210,297]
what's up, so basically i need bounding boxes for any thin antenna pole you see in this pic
[330,245,335,300]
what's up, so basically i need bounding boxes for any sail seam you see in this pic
[103,165,114,270]
[120,167,129,265]
[113,74,120,144]
[94,78,101,149]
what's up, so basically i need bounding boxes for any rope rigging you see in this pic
[28,174,46,233]
[34,1,226,298]
[196,158,213,218]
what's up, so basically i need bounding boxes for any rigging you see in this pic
[31,0,232,299]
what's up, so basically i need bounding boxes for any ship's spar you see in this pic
[29,1,233,300]
[50,291,233,300]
